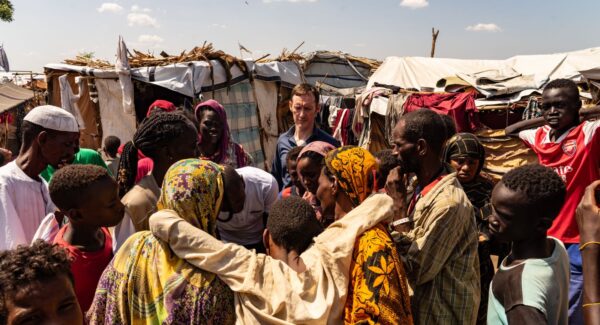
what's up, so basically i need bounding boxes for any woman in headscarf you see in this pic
[195,99,252,168]
[442,132,495,325]
[88,159,235,324]
[296,141,336,226]
[316,146,413,325]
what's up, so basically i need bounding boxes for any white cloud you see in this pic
[466,23,502,32]
[131,5,152,13]
[127,12,159,27]
[263,0,318,3]
[137,34,164,47]
[211,23,227,29]
[97,3,123,13]
[399,0,428,9]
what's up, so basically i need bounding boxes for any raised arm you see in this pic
[576,180,600,325]
[505,117,545,137]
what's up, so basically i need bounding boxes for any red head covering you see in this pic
[146,100,177,117]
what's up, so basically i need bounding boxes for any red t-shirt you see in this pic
[519,120,600,243]
[54,226,114,312]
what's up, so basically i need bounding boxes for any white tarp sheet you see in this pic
[130,60,302,97]
[95,79,136,145]
[368,47,600,101]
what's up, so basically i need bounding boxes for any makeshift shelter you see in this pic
[45,41,303,170]
[360,47,600,179]
[0,82,34,153]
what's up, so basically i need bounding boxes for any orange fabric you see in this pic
[344,223,413,325]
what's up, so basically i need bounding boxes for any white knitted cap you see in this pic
[23,105,79,133]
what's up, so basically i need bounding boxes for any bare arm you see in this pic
[576,180,600,325]
[506,305,547,324]
[505,117,545,137]
[580,106,600,121]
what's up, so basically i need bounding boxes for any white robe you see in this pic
[150,193,394,325]
[0,161,56,250]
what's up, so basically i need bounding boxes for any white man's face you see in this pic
[290,94,318,131]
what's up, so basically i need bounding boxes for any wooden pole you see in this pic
[431,28,440,57]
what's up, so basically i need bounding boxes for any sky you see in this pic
[1,0,599,72]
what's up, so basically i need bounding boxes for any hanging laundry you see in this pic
[403,92,480,132]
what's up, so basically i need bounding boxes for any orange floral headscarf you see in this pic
[324,146,378,207]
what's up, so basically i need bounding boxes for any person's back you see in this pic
[49,165,124,312]
[487,165,569,325]
[217,166,278,252]
[88,159,235,324]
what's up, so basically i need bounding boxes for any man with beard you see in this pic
[0,105,79,250]
[387,109,480,325]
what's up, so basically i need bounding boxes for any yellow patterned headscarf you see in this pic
[325,146,378,207]
[157,158,224,235]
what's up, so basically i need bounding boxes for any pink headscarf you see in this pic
[195,100,249,167]
[297,141,336,161]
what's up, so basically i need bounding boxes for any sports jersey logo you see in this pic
[562,139,577,157]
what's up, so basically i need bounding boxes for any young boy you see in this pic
[280,145,305,198]
[0,240,84,325]
[263,196,323,272]
[49,164,125,312]
[101,135,121,178]
[507,79,600,322]
[487,164,569,324]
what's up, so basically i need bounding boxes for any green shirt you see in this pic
[40,148,111,182]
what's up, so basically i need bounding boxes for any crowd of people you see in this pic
[0,79,599,324]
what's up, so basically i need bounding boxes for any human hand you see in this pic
[576,180,600,244]
[385,166,407,203]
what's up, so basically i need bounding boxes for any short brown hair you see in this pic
[291,83,319,105]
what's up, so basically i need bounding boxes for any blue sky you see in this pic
[1,0,599,72]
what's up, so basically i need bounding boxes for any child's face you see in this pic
[78,178,125,228]
[488,182,538,242]
[297,157,321,195]
[5,275,83,325]
[286,158,301,188]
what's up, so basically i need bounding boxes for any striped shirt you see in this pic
[395,172,480,325]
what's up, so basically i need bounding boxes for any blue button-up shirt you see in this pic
[271,126,339,190]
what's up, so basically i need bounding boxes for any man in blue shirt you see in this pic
[271,83,339,189]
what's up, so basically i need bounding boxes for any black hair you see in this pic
[49,164,112,210]
[0,240,74,324]
[374,149,397,190]
[20,120,45,147]
[298,150,326,166]
[267,196,323,254]
[117,112,198,197]
[544,78,580,102]
[286,145,305,163]
[103,136,121,158]
[501,164,566,223]
[439,114,457,141]
[400,109,447,155]
[0,153,4,167]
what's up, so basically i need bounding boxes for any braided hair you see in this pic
[117,112,197,197]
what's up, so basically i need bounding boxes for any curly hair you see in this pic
[49,164,112,210]
[0,240,73,324]
[286,145,305,163]
[374,149,397,190]
[267,196,323,254]
[103,135,121,158]
[117,112,197,197]
[501,164,566,220]
[544,78,580,101]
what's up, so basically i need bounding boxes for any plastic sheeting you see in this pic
[130,60,302,97]
[95,79,136,145]
[368,47,600,103]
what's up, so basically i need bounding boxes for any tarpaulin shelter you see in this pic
[0,82,34,152]
[360,47,600,179]
[44,40,303,170]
